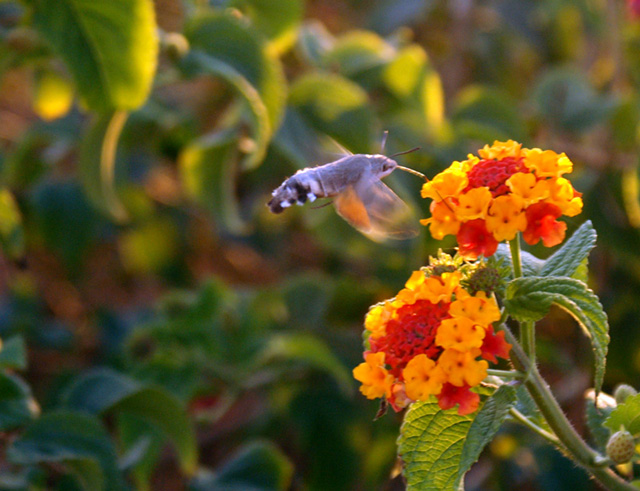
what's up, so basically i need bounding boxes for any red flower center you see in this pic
[370,300,449,377]
[465,157,527,196]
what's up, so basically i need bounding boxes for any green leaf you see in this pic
[0,372,38,431]
[0,335,27,369]
[231,0,303,55]
[289,72,374,153]
[540,221,597,277]
[184,12,286,170]
[604,393,640,435]
[397,399,476,490]
[257,333,353,395]
[191,441,294,491]
[456,385,517,486]
[61,368,198,475]
[495,243,544,277]
[504,276,609,392]
[79,111,130,222]
[532,68,616,133]
[179,129,246,233]
[0,188,24,259]
[7,411,124,491]
[29,0,158,111]
[323,31,392,77]
[296,20,335,66]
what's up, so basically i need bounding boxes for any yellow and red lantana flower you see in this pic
[420,140,582,259]
[352,270,511,415]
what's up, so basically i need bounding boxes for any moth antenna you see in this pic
[380,130,389,153]
[389,147,421,158]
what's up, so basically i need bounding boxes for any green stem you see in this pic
[486,369,525,379]
[508,235,536,364]
[501,324,635,490]
[509,407,562,447]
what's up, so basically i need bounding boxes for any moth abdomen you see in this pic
[268,175,318,214]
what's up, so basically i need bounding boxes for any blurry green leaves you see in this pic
[62,368,198,476]
[230,0,303,56]
[398,387,513,490]
[0,187,24,259]
[28,0,158,112]
[183,11,287,170]
[289,73,374,153]
[604,393,640,435]
[8,411,125,490]
[0,372,39,431]
[191,441,293,491]
[532,68,615,132]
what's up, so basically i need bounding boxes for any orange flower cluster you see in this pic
[421,140,583,259]
[352,270,511,415]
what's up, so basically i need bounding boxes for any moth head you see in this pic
[372,155,398,178]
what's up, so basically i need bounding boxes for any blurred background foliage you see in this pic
[0,0,639,489]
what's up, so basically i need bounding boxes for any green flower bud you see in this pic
[614,384,638,405]
[606,430,636,464]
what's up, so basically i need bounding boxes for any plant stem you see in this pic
[508,235,536,364]
[509,407,562,446]
[486,368,525,379]
[501,324,635,490]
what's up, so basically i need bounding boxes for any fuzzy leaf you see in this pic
[456,385,516,486]
[505,276,609,392]
[398,399,475,490]
[604,393,640,435]
[540,221,597,278]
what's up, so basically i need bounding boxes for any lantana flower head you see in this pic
[420,140,582,259]
[353,268,511,415]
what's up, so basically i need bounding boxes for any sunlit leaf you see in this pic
[323,31,393,77]
[289,72,374,153]
[29,0,158,111]
[0,187,24,259]
[179,129,246,233]
[8,411,124,490]
[504,276,609,392]
[604,393,640,435]
[62,368,198,475]
[231,0,303,55]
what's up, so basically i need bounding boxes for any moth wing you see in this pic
[334,173,419,241]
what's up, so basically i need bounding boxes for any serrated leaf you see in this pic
[0,372,38,431]
[257,333,353,395]
[62,368,198,475]
[184,12,286,170]
[29,0,158,112]
[289,72,374,153]
[456,385,516,486]
[604,393,640,435]
[7,411,124,491]
[495,243,544,277]
[540,221,597,277]
[398,399,476,490]
[0,335,27,369]
[504,276,609,392]
[191,441,294,491]
[79,111,130,222]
